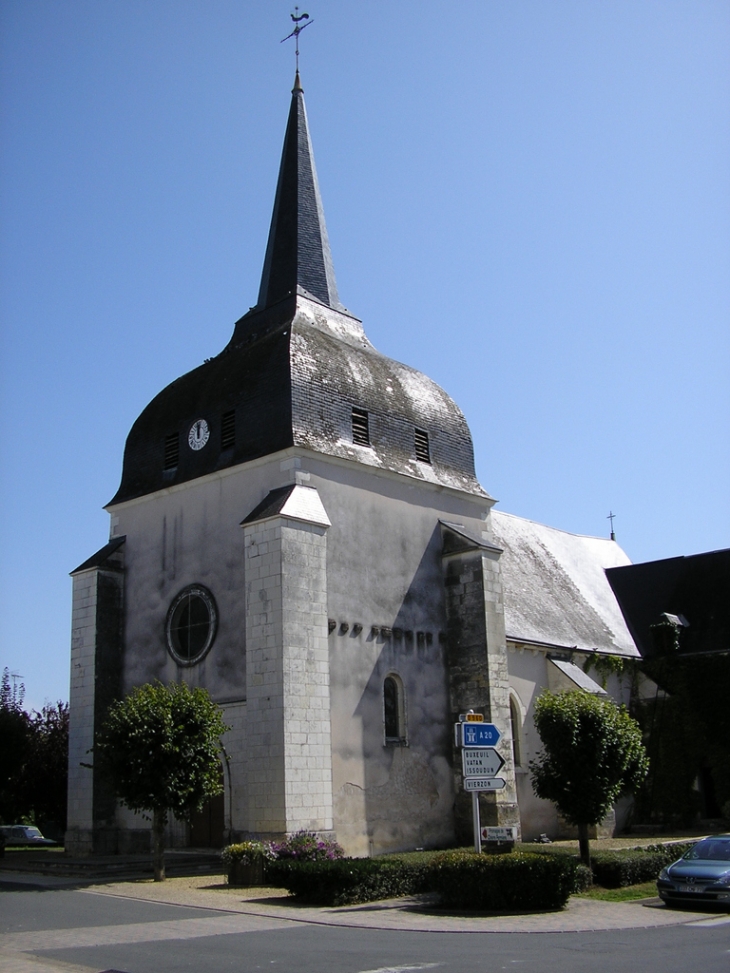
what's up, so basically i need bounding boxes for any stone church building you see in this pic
[66,73,639,857]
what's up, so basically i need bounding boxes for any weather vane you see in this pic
[607,510,616,541]
[281,7,313,72]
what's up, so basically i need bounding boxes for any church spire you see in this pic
[257,74,342,311]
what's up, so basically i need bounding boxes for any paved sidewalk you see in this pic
[3,869,729,935]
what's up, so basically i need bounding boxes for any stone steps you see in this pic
[0,849,223,879]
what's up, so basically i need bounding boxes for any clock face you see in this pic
[188,419,210,451]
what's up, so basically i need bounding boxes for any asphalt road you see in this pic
[1,885,729,973]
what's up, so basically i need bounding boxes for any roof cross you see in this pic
[607,510,616,540]
[281,7,313,72]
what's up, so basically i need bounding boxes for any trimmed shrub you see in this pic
[515,847,590,891]
[428,851,578,911]
[590,843,696,888]
[265,857,429,906]
[573,864,593,892]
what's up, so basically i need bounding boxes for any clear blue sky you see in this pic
[1,1,728,712]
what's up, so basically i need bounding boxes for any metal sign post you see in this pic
[456,711,504,853]
[472,792,481,853]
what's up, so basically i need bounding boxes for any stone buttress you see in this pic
[441,522,520,843]
[241,483,334,838]
[66,538,125,855]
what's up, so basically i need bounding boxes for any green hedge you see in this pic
[265,843,685,909]
[590,843,695,888]
[428,851,578,911]
[265,857,430,906]
[268,851,582,909]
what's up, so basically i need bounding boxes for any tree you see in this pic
[0,668,31,823]
[95,682,228,881]
[0,670,69,834]
[22,703,69,835]
[529,690,649,866]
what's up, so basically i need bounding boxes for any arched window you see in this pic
[509,694,523,768]
[383,674,406,744]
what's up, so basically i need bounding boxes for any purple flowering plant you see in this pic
[266,830,344,862]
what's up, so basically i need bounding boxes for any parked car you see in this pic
[0,825,56,847]
[657,835,730,908]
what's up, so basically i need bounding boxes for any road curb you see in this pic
[3,870,726,935]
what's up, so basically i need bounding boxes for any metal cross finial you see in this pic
[607,510,616,540]
[281,7,313,72]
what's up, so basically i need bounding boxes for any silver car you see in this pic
[657,834,730,909]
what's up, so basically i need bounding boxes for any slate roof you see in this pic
[548,658,608,694]
[257,71,342,312]
[70,536,126,575]
[440,520,503,556]
[240,483,331,528]
[490,510,639,657]
[109,75,484,506]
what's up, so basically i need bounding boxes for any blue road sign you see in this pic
[459,722,502,747]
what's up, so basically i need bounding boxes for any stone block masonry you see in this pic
[243,512,333,838]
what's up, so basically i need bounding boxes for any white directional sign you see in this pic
[464,777,506,792]
[481,826,517,842]
[462,747,505,778]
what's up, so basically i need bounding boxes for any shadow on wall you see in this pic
[351,525,456,854]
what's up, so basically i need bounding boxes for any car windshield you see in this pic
[24,827,42,837]
[683,839,730,862]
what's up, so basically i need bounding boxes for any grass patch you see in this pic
[576,881,657,902]
[3,845,65,854]
[382,849,454,866]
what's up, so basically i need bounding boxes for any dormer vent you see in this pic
[352,408,370,447]
[415,428,430,463]
[221,410,235,450]
[163,433,179,471]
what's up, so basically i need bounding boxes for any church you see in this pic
[66,71,639,857]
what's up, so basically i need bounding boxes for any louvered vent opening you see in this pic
[221,410,235,449]
[415,428,430,463]
[164,433,179,471]
[352,408,370,446]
